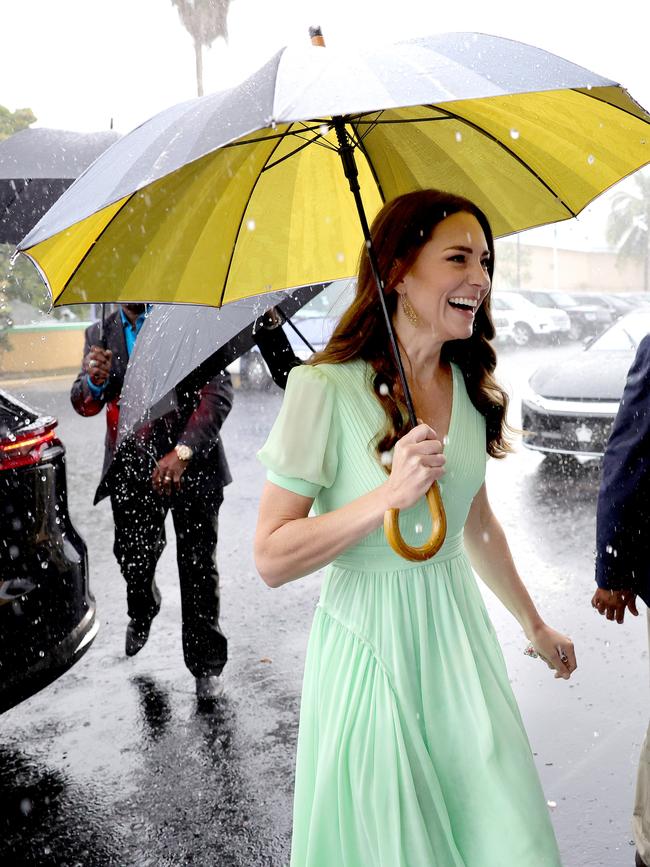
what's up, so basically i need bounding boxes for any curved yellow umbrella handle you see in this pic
[384,483,447,562]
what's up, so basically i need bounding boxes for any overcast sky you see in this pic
[1,0,648,248]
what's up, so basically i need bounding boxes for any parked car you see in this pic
[521,310,650,459]
[574,292,634,319]
[517,289,613,341]
[0,389,97,713]
[491,291,571,346]
[234,279,354,388]
[492,312,516,343]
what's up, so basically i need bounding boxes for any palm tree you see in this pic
[606,168,650,292]
[171,0,232,97]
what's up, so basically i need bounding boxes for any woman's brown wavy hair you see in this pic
[309,189,512,461]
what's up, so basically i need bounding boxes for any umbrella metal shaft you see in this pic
[332,117,418,428]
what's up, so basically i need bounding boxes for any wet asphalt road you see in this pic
[0,341,648,867]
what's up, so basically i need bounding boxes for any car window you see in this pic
[550,292,577,307]
[588,314,650,351]
[505,293,536,309]
[293,279,355,320]
[525,292,550,306]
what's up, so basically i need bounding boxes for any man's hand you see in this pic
[151,450,189,495]
[591,587,639,623]
[85,345,113,387]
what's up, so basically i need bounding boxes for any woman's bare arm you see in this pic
[254,481,390,587]
[255,424,445,587]
[464,482,576,679]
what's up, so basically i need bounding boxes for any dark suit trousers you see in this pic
[109,452,228,677]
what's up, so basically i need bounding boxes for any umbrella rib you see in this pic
[422,104,578,218]
[348,120,387,205]
[218,130,289,306]
[262,133,336,173]
[222,122,332,152]
[572,86,650,123]
[57,191,139,299]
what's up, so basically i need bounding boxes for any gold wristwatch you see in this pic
[174,444,193,462]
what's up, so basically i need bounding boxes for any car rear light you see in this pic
[0,418,58,470]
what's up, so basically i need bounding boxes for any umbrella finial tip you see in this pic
[309,25,326,47]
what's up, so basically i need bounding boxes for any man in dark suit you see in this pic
[593,334,650,867]
[71,303,233,702]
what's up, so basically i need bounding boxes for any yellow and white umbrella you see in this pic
[17,32,649,310]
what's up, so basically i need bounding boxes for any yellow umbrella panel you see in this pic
[22,85,649,308]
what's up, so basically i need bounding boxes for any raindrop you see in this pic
[594,731,600,738]
[246,219,256,231]
[380,451,393,467]
[510,129,520,140]
[20,799,32,816]
[39,650,45,657]
[455,131,462,143]
[442,435,449,446]
[482,531,490,543]
[546,800,557,810]
[587,154,595,165]
[41,561,48,569]
[379,383,389,396]
[319,124,330,136]
[336,252,345,263]
[415,523,423,535]
[9,545,19,558]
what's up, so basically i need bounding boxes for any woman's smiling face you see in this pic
[395,211,491,342]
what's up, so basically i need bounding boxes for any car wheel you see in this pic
[512,322,533,346]
[568,320,583,341]
[240,351,271,390]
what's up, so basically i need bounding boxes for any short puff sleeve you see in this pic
[257,364,339,499]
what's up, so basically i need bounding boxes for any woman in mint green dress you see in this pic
[255,190,576,867]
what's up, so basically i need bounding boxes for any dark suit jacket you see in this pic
[596,334,650,607]
[71,311,233,504]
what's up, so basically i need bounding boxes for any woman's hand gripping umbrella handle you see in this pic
[384,483,447,562]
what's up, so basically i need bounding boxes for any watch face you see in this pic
[176,445,192,461]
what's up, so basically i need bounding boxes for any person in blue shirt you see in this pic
[71,303,234,703]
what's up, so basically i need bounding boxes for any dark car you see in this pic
[517,289,613,341]
[0,389,97,713]
[575,292,634,319]
[521,310,650,459]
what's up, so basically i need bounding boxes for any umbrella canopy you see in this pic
[0,127,121,245]
[117,280,330,446]
[16,32,650,308]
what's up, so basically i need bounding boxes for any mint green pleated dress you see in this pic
[258,360,562,867]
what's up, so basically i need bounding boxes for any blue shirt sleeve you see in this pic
[86,374,106,398]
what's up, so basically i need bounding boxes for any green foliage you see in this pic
[606,168,650,290]
[171,0,231,45]
[0,244,89,324]
[0,285,11,355]
[0,243,49,310]
[171,0,232,95]
[494,238,532,290]
[0,105,37,141]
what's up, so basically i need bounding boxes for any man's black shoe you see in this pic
[195,675,223,702]
[636,851,648,867]
[125,619,152,657]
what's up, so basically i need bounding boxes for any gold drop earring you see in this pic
[400,293,419,327]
